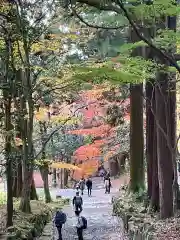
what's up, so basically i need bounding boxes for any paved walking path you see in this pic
[37,178,128,240]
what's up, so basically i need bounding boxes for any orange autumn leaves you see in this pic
[68,125,111,138]
[69,88,112,179]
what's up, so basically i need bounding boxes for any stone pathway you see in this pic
[37,178,128,240]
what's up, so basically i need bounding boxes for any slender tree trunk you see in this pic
[30,174,38,200]
[19,143,31,213]
[64,169,69,187]
[146,80,159,211]
[19,87,31,212]
[51,137,57,187]
[52,169,57,187]
[146,81,153,198]
[40,166,51,203]
[129,84,145,193]
[60,169,63,189]
[39,122,52,203]
[12,158,22,198]
[150,125,159,211]
[4,97,13,227]
[155,71,173,218]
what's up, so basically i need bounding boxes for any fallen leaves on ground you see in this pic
[153,214,180,240]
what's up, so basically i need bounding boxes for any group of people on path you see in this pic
[53,173,111,240]
[75,177,93,196]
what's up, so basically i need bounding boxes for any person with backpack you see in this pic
[53,210,67,240]
[73,191,83,213]
[75,210,87,240]
[86,177,92,196]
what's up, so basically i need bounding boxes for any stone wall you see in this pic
[3,199,69,240]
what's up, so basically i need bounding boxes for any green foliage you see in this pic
[71,54,156,85]
[45,132,84,161]
[84,135,93,145]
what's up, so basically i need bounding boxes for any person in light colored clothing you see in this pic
[79,178,85,195]
[75,211,84,240]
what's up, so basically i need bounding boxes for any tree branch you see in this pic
[76,0,180,72]
[70,2,123,30]
[116,0,180,73]
[33,104,88,160]
[77,0,121,13]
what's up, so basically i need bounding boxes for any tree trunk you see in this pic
[150,125,159,211]
[129,84,145,193]
[52,169,57,187]
[60,169,63,188]
[155,71,173,218]
[19,149,31,213]
[40,166,52,203]
[30,176,38,200]
[19,98,31,212]
[12,158,22,198]
[146,80,159,211]
[4,97,13,227]
[63,169,69,187]
[167,15,179,211]
[39,122,52,202]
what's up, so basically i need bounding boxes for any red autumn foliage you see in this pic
[68,125,112,137]
[74,145,102,163]
[68,86,131,180]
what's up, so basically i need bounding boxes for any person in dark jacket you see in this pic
[73,192,83,213]
[86,177,92,196]
[104,172,111,194]
[53,210,67,240]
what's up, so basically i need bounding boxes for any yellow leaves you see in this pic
[34,107,80,125]
[35,108,49,122]
[51,162,81,170]
[50,115,80,125]
[31,39,62,53]
[35,159,82,171]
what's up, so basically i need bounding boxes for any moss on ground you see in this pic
[2,198,70,240]
[113,186,157,240]
[113,186,180,240]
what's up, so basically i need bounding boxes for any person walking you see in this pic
[79,178,85,195]
[86,177,92,196]
[73,191,83,213]
[104,173,111,194]
[75,211,87,240]
[53,210,67,240]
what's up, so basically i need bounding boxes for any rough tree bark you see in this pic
[155,70,174,218]
[63,169,69,187]
[12,157,22,198]
[39,122,52,203]
[129,83,144,193]
[40,165,51,203]
[19,70,33,213]
[30,175,38,200]
[4,96,13,227]
[128,24,145,193]
[146,80,159,211]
